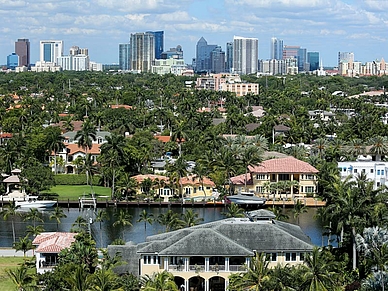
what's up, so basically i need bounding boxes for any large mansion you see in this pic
[108,209,314,291]
[230,157,319,199]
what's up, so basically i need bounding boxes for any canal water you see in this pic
[0,206,331,248]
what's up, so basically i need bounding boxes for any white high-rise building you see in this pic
[39,40,63,65]
[233,36,258,75]
[270,37,283,60]
[130,32,155,72]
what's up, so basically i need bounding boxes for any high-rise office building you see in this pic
[119,43,131,70]
[233,36,258,75]
[226,42,233,72]
[7,53,19,69]
[39,40,64,65]
[270,37,283,60]
[211,46,225,73]
[195,37,217,73]
[283,45,307,72]
[130,32,155,72]
[15,39,30,67]
[338,52,354,67]
[307,52,320,71]
[151,31,164,60]
[297,48,307,72]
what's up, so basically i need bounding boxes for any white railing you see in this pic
[229,265,246,272]
[168,265,184,272]
[209,264,226,272]
[188,265,205,272]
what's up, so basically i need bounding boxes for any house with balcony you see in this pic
[230,157,319,199]
[108,209,314,291]
[32,232,77,274]
[338,156,388,189]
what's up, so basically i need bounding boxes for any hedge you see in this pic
[54,174,100,185]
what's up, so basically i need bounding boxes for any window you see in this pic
[305,174,314,180]
[285,252,297,262]
[378,170,381,175]
[271,253,277,262]
[371,169,374,173]
[300,253,305,261]
[362,169,365,173]
[256,186,264,193]
[256,174,266,180]
[382,170,385,175]
[185,188,191,195]
[305,186,314,193]
[278,174,290,181]
[354,169,358,173]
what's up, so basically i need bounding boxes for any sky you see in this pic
[0,0,387,67]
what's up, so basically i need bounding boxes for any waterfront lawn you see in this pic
[0,257,30,291]
[42,185,111,201]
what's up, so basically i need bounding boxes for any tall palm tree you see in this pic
[293,200,308,225]
[300,247,340,291]
[137,210,154,232]
[229,253,271,291]
[75,119,97,155]
[90,268,122,291]
[1,201,20,243]
[13,235,34,257]
[141,270,178,291]
[369,136,388,161]
[240,145,263,191]
[45,126,65,175]
[192,162,210,198]
[157,210,184,232]
[26,225,45,237]
[271,207,289,221]
[23,207,43,229]
[113,209,133,240]
[181,209,203,227]
[72,216,88,233]
[166,156,187,198]
[170,119,188,157]
[49,206,67,231]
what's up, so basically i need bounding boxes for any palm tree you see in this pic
[13,235,34,257]
[271,207,289,221]
[300,247,340,291]
[369,136,388,161]
[240,145,263,191]
[26,225,45,237]
[137,210,154,232]
[141,270,178,291]
[157,210,184,232]
[192,162,210,198]
[72,216,88,233]
[166,156,187,198]
[170,119,188,157]
[6,264,36,291]
[23,207,43,229]
[90,268,122,291]
[64,264,94,291]
[293,200,308,224]
[75,119,97,155]
[181,209,203,227]
[228,253,271,291]
[49,206,67,231]
[1,201,20,243]
[113,209,133,240]
[222,203,246,218]
[45,126,65,175]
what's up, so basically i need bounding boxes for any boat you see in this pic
[226,192,266,206]
[15,197,57,209]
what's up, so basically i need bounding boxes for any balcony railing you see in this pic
[229,265,246,272]
[188,265,205,272]
[209,264,226,272]
[168,265,184,272]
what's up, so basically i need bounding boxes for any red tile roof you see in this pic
[248,157,319,174]
[230,174,253,185]
[155,136,171,143]
[66,143,101,155]
[33,232,76,253]
[180,175,215,187]
[132,174,169,183]
[110,105,133,109]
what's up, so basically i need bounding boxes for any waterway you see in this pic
[0,206,331,248]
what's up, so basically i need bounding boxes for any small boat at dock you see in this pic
[226,192,266,206]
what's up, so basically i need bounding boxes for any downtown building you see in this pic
[130,32,155,72]
[32,40,64,72]
[233,36,258,75]
[270,37,283,60]
[119,43,131,71]
[15,38,30,68]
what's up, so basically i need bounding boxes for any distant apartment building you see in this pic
[233,36,258,75]
[57,46,90,71]
[220,82,259,96]
[283,45,307,72]
[339,58,388,77]
[338,52,354,67]
[270,37,283,60]
[15,38,30,67]
[147,31,164,60]
[258,58,298,75]
[130,32,155,72]
[226,42,233,72]
[119,43,131,70]
[151,58,186,75]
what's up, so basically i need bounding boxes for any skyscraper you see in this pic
[130,32,154,72]
[270,37,283,60]
[148,31,164,60]
[226,42,233,72]
[233,36,258,75]
[195,37,217,73]
[15,39,30,67]
[338,52,354,67]
[211,46,225,73]
[297,48,307,72]
[7,53,19,69]
[39,40,64,65]
[283,45,307,72]
[119,43,131,70]
[307,52,319,71]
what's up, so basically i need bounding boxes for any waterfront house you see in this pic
[230,157,319,199]
[108,209,314,291]
[33,232,76,274]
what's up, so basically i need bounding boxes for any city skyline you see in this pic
[0,0,387,66]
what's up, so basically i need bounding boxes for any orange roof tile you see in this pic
[33,232,76,253]
[66,143,101,155]
[155,136,171,143]
[110,105,133,109]
[230,173,253,185]
[248,157,319,174]
[132,174,169,183]
[180,175,215,187]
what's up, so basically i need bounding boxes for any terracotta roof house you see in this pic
[33,232,77,274]
[108,210,314,291]
[230,157,319,199]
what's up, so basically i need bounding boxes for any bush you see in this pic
[54,174,100,185]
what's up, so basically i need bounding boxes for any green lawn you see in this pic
[0,257,32,291]
[42,185,111,201]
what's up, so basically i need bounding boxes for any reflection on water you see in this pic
[0,206,331,248]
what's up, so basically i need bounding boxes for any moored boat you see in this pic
[226,192,266,206]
